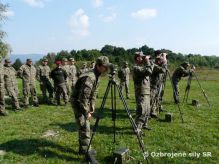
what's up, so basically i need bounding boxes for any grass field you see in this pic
[0,69,219,163]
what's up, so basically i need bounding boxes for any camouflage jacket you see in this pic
[18,64,37,84]
[150,64,167,89]
[69,65,77,81]
[37,65,51,81]
[133,62,154,95]
[0,64,4,90]
[72,69,100,115]
[3,65,18,87]
[79,67,89,75]
[172,66,190,82]
[118,67,130,82]
[62,65,70,76]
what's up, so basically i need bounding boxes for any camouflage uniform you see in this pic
[68,58,77,94]
[150,63,166,116]
[133,61,154,130]
[118,62,130,99]
[18,60,38,107]
[37,59,54,103]
[79,62,88,75]
[62,58,70,96]
[71,56,109,153]
[172,63,191,103]
[3,60,21,110]
[50,65,68,105]
[0,63,7,115]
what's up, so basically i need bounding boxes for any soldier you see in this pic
[50,61,68,105]
[155,51,168,112]
[37,58,54,104]
[79,62,88,75]
[3,59,21,110]
[89,61,95,70]
[0,61,7,116]
[118,61,130,99]
[133,52,154,131]
[71,56,110,154]
[62,58,70,96]
[149,56,167,118]
[68,58,77,95]
[172,62,195,104]
[18,59,39,108]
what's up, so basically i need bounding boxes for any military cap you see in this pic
[69,58,75,62]
[55,61,62,65]
[83,62,87,65]
[42,58,48,62]
[96,56,110,66]
[124,61,128,65]
[154,50,162,56]
[181,61,190,66]
[62,58,68,62]
[5,59,11,63]
[135,51,144,56]
[26,58,32,62]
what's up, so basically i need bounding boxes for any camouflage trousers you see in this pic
[68,79,77,96]
[23,82,38,106]
[150,87,160,116]
[159,81,165,102]
[72,101,90,152]
[54,83,68,104]
[120,81,130,98]
[5,86,20,109]
[172,79,179,103]
[135,94,150,129]
[0,83,5,113]
[40,79,54,102]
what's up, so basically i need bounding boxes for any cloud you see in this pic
[23,0,47,8]
[131,8,157,21]
[69,9,90,37]
[2,10,15,17]
[92,0,103,8]
[99,7,117,23]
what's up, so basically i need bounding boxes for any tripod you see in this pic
[182,71,210,106]
[87,74,149,162]
[182,73,193,104]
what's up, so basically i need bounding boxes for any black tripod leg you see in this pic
[186,76,192,103]
[113,84,117,143]
[114,83,149,163]
[193,72,210,107]
[87,81,112,152]
[111,81,116,143]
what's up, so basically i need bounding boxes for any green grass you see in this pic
[0,70,219,163]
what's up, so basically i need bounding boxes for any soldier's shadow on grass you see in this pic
[0,138,79,161]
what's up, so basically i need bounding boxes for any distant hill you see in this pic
[9,54,44,63]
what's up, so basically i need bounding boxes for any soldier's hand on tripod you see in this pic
[191,65,196,70]
[87,112,92,120]
[90,103,95,114]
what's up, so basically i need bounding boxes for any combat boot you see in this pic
[142,117,152,130]
[33,102,39,107]
[0,110,8,116]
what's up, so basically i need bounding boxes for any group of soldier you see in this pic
[0,57,94,116]
[0,52,196,156]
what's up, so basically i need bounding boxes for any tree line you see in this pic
[30,45,219,70]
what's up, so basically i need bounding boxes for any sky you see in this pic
[2,0,219,56]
